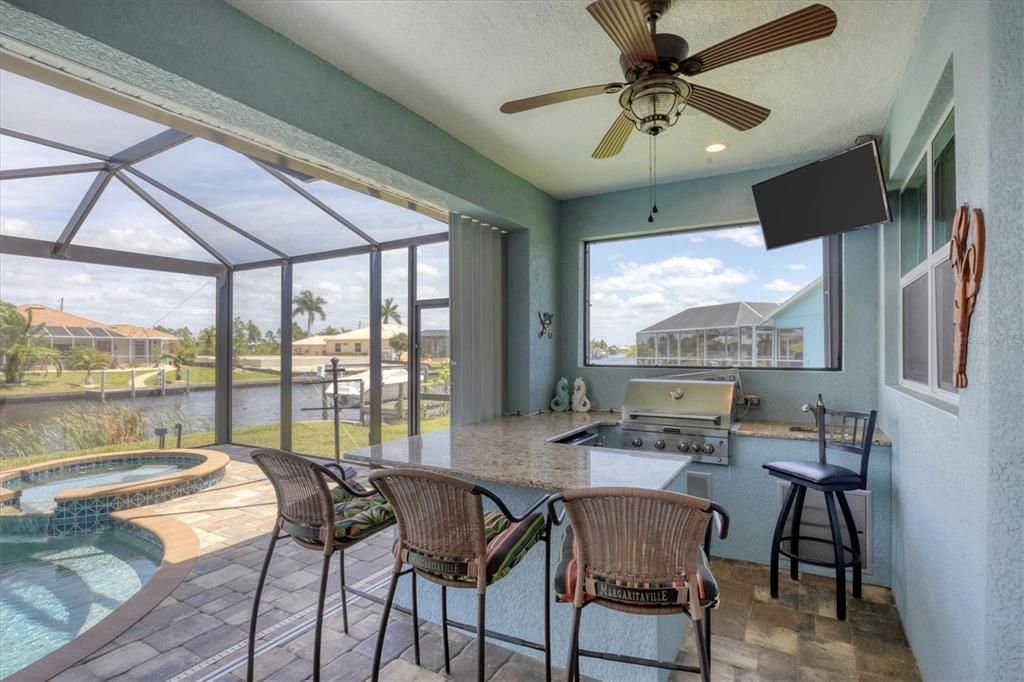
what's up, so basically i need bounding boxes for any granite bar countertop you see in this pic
[344,412,891,491]
[344,411,690,492]
[735,420,892,447]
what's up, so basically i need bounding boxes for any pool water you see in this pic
[0,530,161,678]
[12,462,193,514]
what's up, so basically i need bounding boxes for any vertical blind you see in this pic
[450,213,505,425]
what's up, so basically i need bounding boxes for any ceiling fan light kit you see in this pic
[499,0,838,218]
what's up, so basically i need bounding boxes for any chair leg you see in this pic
[544,533,552,682]
[770,484,798,598]
[312,551,332,682]
[411,572,421,665]
[823,492,847,620]
[477,592,486,681]
[247,521,280,682]
[694,617,711,682]
[440,585,451,674]
[338,550,349,633]
[566,605,582,682]
[836,492,862,599]
[371,569,401,682]
[790,485,807,580]
[703,606,712,664]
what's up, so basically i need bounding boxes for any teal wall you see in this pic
[1,0,560,414]
[558,167,881,423]
[770,285,825,369]
[878,1,1024,680]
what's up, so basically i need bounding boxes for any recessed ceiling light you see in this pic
[705,143,727,153]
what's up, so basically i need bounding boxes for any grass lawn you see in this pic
[0,370,133,397]
[143,365,272,387]
[0,416,450,470]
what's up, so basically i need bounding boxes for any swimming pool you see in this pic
[0,528,162,678]
[0,450,228,536]
[11,461,196,514]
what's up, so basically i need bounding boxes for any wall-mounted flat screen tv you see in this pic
[753,140,891,249]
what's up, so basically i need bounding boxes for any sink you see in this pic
[788,425,818,433]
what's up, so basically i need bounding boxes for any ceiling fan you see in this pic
[500,0,838,160]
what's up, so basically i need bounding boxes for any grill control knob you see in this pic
[701,443,715,455]
[630,438,644,447]
[654,440,666,450]
[677,442,690,452]
[691,442,702,453]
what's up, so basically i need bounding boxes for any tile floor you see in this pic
[50,446,919,681]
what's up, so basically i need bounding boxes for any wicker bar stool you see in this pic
[763,402,877,620]
[368,468,547,682]
[548,487,729,682]
[248,449,396,682]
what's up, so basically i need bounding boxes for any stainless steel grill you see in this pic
[550,373,739,465]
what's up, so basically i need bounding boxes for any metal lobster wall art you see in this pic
[949,204,985,388]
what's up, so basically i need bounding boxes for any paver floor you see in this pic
[51,446,919,681]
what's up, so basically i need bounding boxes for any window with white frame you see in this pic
[899,107,957,398]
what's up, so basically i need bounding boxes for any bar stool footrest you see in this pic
[778,535,859,569]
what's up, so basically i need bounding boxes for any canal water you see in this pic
[0,382,361,457]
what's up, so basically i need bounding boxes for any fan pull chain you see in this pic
[647,133,659,223]
[648,134,654,223]
[653,134,659,216]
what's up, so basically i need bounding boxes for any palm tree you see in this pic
[381,297,402,324]
[0,301,62,384]
[68,346,111,386]
[292,290,328,335]
[196,326,216,355]
[161,342,197,381]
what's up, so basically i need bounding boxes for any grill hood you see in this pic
[622,378,736,428]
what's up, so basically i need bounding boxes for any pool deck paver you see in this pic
[46,445,919,682]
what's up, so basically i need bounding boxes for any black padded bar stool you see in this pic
[763,398,877,620]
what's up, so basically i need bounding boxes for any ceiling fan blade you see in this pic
[686,83,770,131]
[500,83,623,114]
[593,112,634,159]
[682,3,837,75]
[587,0,658,68]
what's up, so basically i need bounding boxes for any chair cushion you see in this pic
[333,497,395,542]
[330,473,372,503]
[553,526,720,610]
[763,460,860,487]
[393,511,544,585]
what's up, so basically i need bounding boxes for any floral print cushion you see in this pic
[333,497,395,542]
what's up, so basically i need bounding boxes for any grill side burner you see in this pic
[550,377,737,465]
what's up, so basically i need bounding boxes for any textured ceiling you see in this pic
[229,0,927,200]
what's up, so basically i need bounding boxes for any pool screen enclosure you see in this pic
[0,64,450,451]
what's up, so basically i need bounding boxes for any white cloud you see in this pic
[688,236,706,243]
[764,279,801,293]
[67,273,94,285]
[0,217,33,237]
[712,226,764,248]
[588,254,753,345]
[417,263,440,278]
[785,263,807,271]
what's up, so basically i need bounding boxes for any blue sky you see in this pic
[589,226,822,346]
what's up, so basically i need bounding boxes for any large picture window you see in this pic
[898,106,957,400]
[585,224,840,369]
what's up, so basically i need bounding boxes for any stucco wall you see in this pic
[557,166,881,423]
[879,1,1024,679]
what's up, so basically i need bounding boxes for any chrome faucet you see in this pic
[801,394,825,427]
